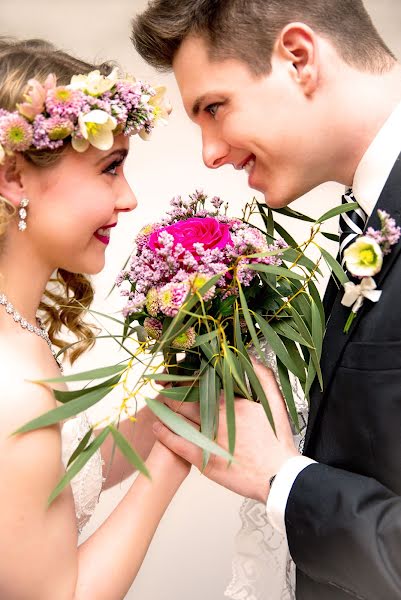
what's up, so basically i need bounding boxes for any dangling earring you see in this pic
[18,198,29,231]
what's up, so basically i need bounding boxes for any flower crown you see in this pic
[0,67,170,163]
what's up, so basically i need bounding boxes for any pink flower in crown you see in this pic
[0,113,33,152]
[45,86,86,120]
[149,217,232,261]
[17,74,57,120]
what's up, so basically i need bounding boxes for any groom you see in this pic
[133,2,401,598]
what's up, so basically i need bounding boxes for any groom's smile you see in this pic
[173,34,338,208]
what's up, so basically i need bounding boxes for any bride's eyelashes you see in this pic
[103,158,125,176]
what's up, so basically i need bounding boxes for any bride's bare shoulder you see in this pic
[0,335,59,437]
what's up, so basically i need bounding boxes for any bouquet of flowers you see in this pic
[16,191,357,500]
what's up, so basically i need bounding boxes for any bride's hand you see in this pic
[146,436,191,482]
[152,362,299,503]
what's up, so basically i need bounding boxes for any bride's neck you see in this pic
[0,243,52,323]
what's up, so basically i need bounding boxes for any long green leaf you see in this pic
[67,428,93,467]
[192,330,219,347]
[200,361,220,468]
[276,358,300,431]
[143,373,197,382]
[318,246,349,286]
[246,264,304,280]
[146,398,233,461]
[160,386,200,402]
[48,428,109,504]
[109,425,150,478]
[223,345,252,400]
[238,285,267,370]
[316,202,359,224]
[222,353,236,457]
[253,313,305,381]
[34,363,128,384]
[14,385,115,433]
[54,373,122,404]
[273,206,315,223]
[308,280,325,327]
[238,353,275,432]
[281,248,321,275]
[272,320,314,349]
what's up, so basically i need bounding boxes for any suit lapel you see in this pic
[304,153,401,452]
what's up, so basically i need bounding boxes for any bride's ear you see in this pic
[0,155,26,207]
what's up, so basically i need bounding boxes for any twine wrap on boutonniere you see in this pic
[341,210,401,333]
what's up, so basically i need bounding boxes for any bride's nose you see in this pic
[116,183,137,212]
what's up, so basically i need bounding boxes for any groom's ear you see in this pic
[276,23,319,96]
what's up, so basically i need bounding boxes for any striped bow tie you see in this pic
[339,189,368,268]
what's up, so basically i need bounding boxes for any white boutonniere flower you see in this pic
[341,210,401,333]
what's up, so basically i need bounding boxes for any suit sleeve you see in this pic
[286,463,401,599]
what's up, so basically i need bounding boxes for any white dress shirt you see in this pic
[266,100,401,535]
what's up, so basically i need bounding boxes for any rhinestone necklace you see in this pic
[0,293,63,372]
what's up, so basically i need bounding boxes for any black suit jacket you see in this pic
[286,154,401,599]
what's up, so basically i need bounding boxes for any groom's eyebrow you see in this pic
[191,94,208,117]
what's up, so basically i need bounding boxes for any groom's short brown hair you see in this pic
[132,0,395,75]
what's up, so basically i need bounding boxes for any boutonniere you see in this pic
[341,210,401,333]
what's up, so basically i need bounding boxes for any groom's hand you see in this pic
[153,362,300,503]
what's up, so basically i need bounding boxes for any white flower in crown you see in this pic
[139,86,171,140]
[70,67,119,96]
[343,235,383,277]
[72,110,118,152]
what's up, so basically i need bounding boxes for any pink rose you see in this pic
[149,217,232,258]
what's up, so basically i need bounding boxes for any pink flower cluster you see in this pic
[365,209,401,255]
[118,192,287,324]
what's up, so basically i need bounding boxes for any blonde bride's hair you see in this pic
[0,38,114,363]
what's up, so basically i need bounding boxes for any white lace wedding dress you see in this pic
[61,412,104,533]
[225,346,308,600]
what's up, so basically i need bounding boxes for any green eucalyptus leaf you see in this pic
[143,373,197,382]
[14,385,115,434]
[272,320,314,349]
[67,428,93,467]
[246,264,304,281]
[273,206,315,223]
[34,363,128,384]
[318,246,349,286]
[109,425,150,478]
[238,353,275,432]
[308,280,325,327]
[253,313,305,381]
[146,397,233,461]
[316,202,359,224]
[160,386,200,402]
[48,428,109,504]
[222,355,236,458]
[54,373,122,404]
[276,359,300,431]
[192,330,219,347]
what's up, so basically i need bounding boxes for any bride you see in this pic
[0,37,190,600]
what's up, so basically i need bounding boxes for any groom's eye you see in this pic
[205,102,221,118]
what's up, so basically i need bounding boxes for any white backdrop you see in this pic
[1,1,400,598]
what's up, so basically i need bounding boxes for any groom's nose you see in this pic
[202,130,231,169]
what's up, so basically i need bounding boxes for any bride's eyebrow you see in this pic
[96,148,128,165]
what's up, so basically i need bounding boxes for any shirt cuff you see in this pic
[266,456,317,534]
